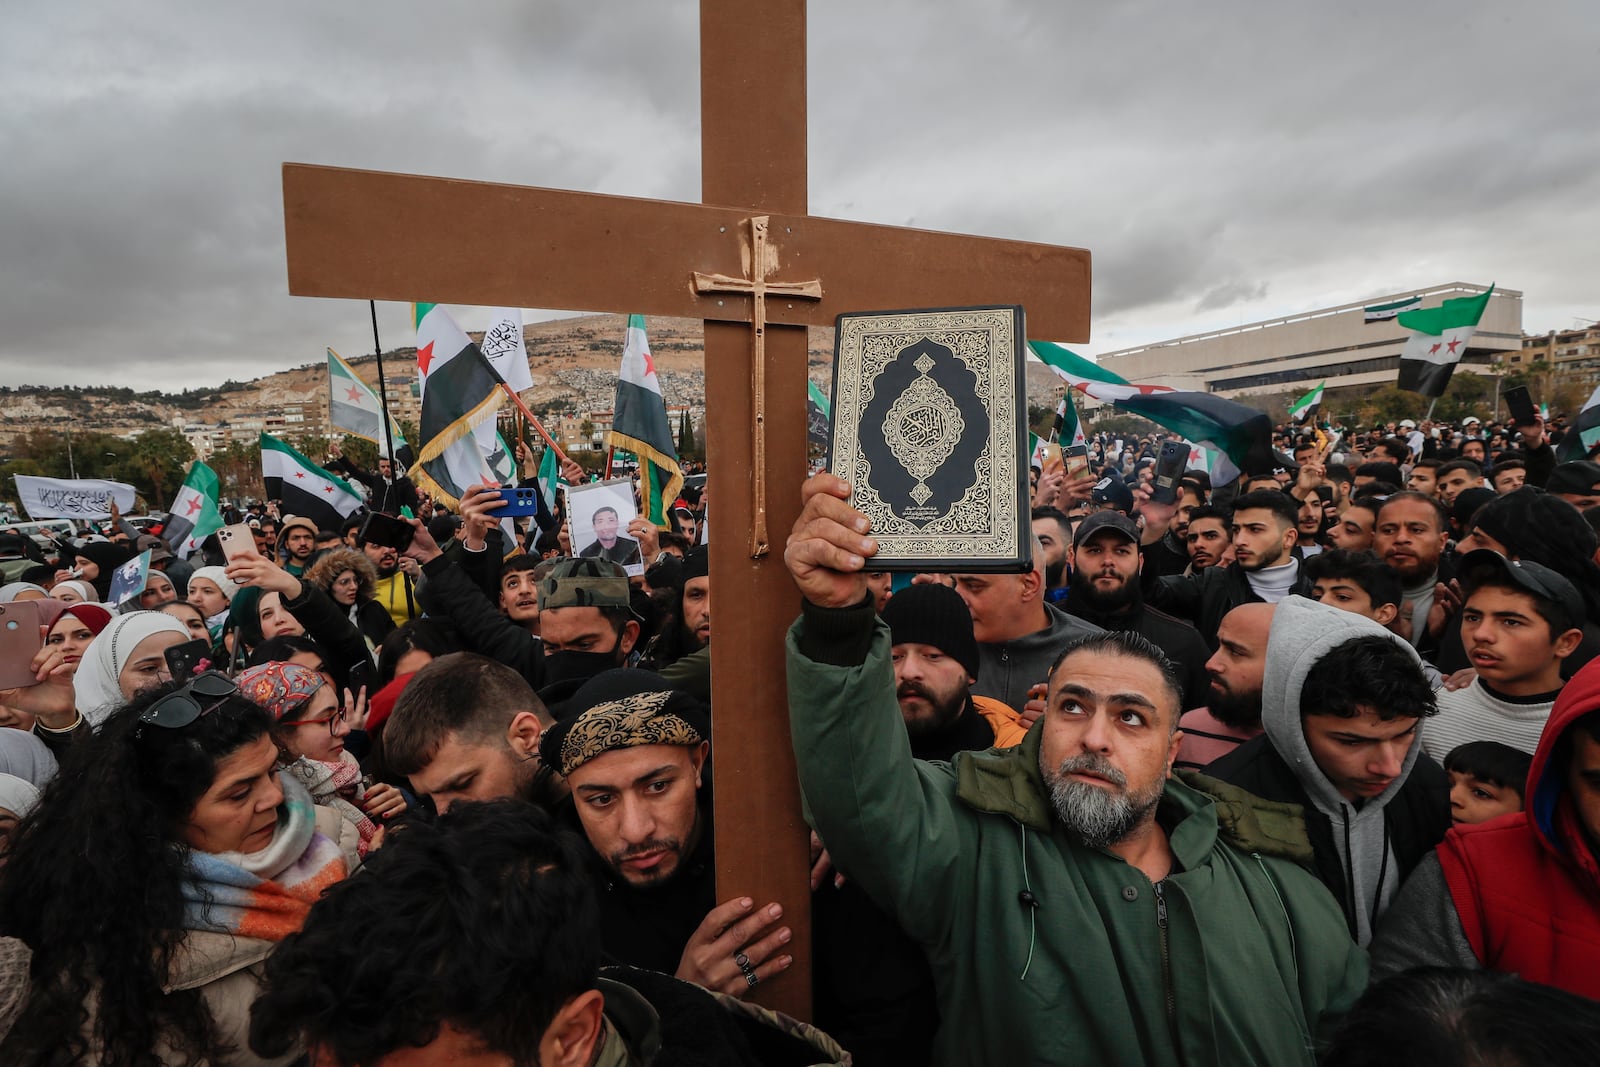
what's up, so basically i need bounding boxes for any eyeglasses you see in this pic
[279,703,347,736]
[139,672,237,732]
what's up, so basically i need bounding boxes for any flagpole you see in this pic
[369,300,398,465]
[496,382,571,466]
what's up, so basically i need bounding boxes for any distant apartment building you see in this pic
[1514,321,1600,373]
[1096,283,1523,399]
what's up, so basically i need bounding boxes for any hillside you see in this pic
[0,313,1069,446]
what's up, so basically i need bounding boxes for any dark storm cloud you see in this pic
[2,0,1596,388]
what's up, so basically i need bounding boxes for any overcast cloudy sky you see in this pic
[3,1,1595,391]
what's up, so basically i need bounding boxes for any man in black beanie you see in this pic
[881,583,1028,760]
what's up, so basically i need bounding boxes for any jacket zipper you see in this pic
[1154,880,1180,1060]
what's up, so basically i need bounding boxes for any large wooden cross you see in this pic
[282,0,1088,1020]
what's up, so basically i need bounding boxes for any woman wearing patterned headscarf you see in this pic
[234,662,405,856]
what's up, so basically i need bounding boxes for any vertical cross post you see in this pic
[700,0,814,1018]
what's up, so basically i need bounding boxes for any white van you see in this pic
[3,519,84,553]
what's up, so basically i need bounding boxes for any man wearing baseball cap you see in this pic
[1088,474,1134,515]
[1062,512,1211,710]
[1422,550,1586,761]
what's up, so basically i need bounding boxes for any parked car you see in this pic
[3,518,84,554]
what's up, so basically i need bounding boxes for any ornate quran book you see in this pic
[828,306,1030,572]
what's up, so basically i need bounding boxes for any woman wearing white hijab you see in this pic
[71,611,191,726]
[0,730,57,789]
[0,583,47,604]
[48,580,98,605]
[0,771,40,857]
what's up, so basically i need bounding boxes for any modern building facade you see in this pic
[1096,283,1523,398]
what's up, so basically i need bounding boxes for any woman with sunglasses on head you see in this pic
[0,673,362,1066]
[234,662,402,857]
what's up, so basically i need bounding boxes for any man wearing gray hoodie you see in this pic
[1204,596,1450,944]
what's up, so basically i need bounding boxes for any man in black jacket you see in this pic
[1140,488,1312,650]
[1204,595,1449,945]
[326,443,420,517]
[1062,511,1211,710]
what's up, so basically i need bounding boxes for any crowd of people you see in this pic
[0,407,1597,1065]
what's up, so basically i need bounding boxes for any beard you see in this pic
[1069,569,1140,614]
[608,835,687,888]
[1044,559,1066,588]
[896,680,967,737]
[1236,542,1286,572]
[1040,752,1165,850]
[1207,680,1263,730]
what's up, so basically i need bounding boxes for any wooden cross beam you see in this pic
[282,0,1089,1020]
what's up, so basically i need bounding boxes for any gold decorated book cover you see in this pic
[828,306,1030,572]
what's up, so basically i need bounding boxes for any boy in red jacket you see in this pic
[1372,657,1600,997]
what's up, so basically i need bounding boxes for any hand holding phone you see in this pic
[359,512,416,553]
[217,523,256,565]
[1503,386,1538,428]
[1147,441,1189,506]
[0,602,46,691]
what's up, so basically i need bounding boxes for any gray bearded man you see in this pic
[781,472,1366,1066]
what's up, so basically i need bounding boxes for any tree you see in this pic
[211,441,265,504]
[677,410,697,459]
[122,427,194,506]
[1355,386,1422,428]
[1433,371,1493,426]
[339,435,379,472]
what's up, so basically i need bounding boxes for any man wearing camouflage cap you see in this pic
[536,557,642,699]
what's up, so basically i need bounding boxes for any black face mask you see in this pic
[543,648,622,686]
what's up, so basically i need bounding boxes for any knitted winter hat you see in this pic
[879,582,980,681]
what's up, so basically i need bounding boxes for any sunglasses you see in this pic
[138,671,237,732]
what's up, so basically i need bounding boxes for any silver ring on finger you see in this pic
[734,952,759,987]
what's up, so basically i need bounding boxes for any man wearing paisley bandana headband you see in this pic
[539,674,792,1002]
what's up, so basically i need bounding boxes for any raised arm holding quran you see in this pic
[281,0,1091,1016]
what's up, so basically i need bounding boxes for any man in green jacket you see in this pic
[783,473,1368,1066]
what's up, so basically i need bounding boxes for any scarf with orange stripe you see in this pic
[180,772,349,941]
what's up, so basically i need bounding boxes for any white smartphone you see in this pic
[216,523,256,564]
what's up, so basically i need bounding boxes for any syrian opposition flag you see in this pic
[413,303,505,510]
[607,315,683,527]
[1364,296,1421,323]
[161,461,224,559]
[328,349,406,456]
[1027,340,1130,388]
[806,378,832,452]
[478,308,535,393]
[537,445,565,513]
[1559,382,1600,462]
[1289,381,1325,425]
[1053,389,1089,448]
[260,433,364,532]
[1071,381,1273,485]
[1396,286,1494,397]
